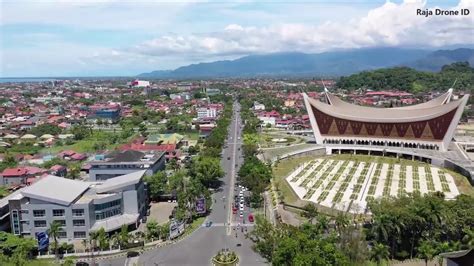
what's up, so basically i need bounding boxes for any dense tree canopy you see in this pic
[337,62,474,93]
[366,192,474,261]
[28,123,62,136]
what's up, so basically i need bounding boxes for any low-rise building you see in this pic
[197,107,217,119]
[7,173,148,242]
[88,150,165,181]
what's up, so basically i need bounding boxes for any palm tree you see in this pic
[436,242,451,266]
[371,243,389,266]
[317,215,329,234]
[417,240,436,266]
[334,213,349,235]
[371,214,391,243]
[462,228,474,248]
[47,221,61,259]
[118,225,129,248]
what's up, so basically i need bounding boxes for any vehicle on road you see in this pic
[236,243,242,247]
[239,211,244,218]
[127,251,140,258]
[248,214,254,223]
[232,207,237,214]
[239,205,244,211]
[205,221,213,227]
[227,156,231,160]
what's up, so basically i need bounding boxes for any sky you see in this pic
[0,0,473,77]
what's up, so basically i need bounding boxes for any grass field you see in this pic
[275,154,474,216]
[273,155,319,205]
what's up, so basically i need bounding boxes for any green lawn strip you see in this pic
[424,165,435,191]
[412,166,420,193]
[317,160,350,202]
[290,160,317,182]
[273,156,316,205]
[398,166,407,194]
[437,170,451,193]
[382,164,394,196]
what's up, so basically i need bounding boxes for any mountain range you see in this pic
[138,47,474,78]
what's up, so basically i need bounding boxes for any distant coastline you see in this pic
[0,76,132,83]
[0,78,57,83]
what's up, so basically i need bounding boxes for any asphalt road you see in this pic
[99,101,266,266]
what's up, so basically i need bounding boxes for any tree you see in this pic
[0,153,17,172]
[146,219,160,241]
[47,221,62,259]
[118,225,129,248]
[28,123,62,137]
[70,124,92,140]
[191,156,224,188]
[145,172,168,200]
[371,243,390,266]
[302,203,318,224]
[138,123,148,137]
[0,232,36,263]
[417,240,436,266]
[462,228,474,248]
[96,228,109,251]
[334,213,349,235]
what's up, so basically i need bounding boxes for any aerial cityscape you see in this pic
[0,0,473,266]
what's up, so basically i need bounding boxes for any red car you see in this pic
[248,214,254,223]
[232,207,237,214]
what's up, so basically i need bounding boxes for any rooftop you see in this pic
[21,175,90,206]
[305,89,469,123]
[95,170,146,193]
[91,150,164,165]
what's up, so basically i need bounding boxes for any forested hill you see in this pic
[336,62,474,93]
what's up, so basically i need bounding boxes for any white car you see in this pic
[239,212,244,218]
[240,205,244,211]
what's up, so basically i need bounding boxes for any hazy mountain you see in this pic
[405,48,474,71]
[138,47,473,78]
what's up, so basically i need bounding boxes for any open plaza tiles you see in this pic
[286,158,460,214]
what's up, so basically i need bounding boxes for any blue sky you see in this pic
[0,0,472,77]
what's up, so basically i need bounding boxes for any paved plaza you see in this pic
[286,158,460,213]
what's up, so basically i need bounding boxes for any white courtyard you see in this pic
[285,158,460,214]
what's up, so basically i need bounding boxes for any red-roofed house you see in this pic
[49,165,67,177]
[58,150,87,161]
[1,166,47,186]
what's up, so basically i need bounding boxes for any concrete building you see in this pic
[253,102,265,111]
[7,172,148,242]
[88,150,165,181]
[304,89,469,152]
[197,107,217,119]
[129,80,150,88]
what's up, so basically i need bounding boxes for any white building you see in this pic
[253,102,265,111]
[6,172,148,242]
[258,116,275,127]
[197,107,217,119]
[129,80,150,88]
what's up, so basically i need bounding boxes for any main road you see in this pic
[100,100,266,266]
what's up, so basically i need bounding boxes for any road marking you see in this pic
[226,105,239,235]
[202,223,255,227]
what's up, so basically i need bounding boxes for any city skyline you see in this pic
[1,0,473,77]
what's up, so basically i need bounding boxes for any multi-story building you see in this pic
[197,107,217,119]
[7,172,148,242]
[88,150,165,181]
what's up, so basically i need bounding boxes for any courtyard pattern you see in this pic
[285,158,460,213]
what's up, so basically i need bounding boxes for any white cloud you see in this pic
[129,0,474,58]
